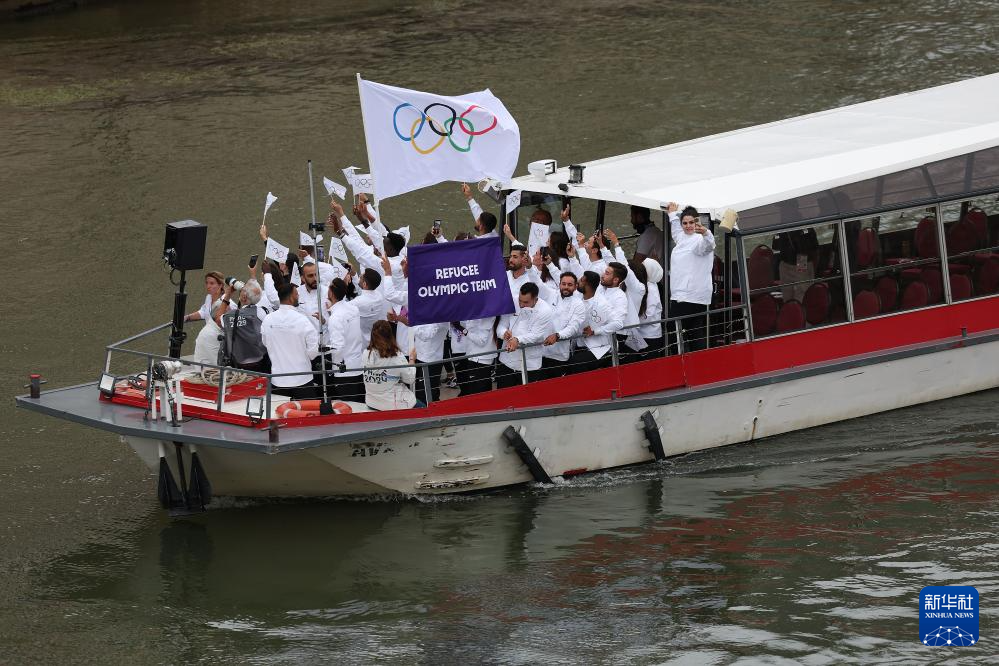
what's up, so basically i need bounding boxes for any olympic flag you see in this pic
[357,76,520,201]
[406,236,515,326]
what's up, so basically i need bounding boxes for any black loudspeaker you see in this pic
[164,220,207,271]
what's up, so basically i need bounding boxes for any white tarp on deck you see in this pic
[505,73,999,217]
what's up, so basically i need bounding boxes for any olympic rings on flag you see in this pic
[392,102,498,155]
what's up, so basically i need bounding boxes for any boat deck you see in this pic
[15,328,994,454]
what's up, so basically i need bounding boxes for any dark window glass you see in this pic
[737,146,999,234]
[743,222,847,337]
[941,197,999,300]
[845,206,942,318]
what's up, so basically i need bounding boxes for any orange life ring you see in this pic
[276,400,353,418]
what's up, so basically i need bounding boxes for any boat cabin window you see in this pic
[594,202,667,266]
[940,196,999,300]
[742,221,847,337]
[845,205,942,318]
[507,192,566,246]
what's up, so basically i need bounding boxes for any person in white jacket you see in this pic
[600,230,650,362]
[261,282,321,400]
[460,183,500,238]
[667,202,716,352]
[351,268,389,344]
[456,316,498,395]
[569,270,625,374]
[638,258,665,360]
[541,271,586,379]
[362,320,418,411]
[496,282,555,388]
[325,278,365,403]
[409,321,448,403]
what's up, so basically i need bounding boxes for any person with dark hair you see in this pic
[601,230,653,362]
[384,231,406,257]
[325,278,365,403]
[598,261,630,338]
[329,200,406,289]
[568,270,623,373]
[507,241,557,311]
[362,320,417,411]
[375,252,409,352]
[535,230,572,305]
[252,258,286,311]
[630,206,664,264]
[296,261,327,335]
[295,230,348,285]
[261,281,320,399]
[541,271,586,379]
[667,201,716,352]
[576,230,609,277]
[351,267,388,343]
[495,282,555,388]
[461,183,499,237]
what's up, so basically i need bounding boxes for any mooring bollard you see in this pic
[29,374,42,399]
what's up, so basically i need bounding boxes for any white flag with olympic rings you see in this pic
[358,76,520,201]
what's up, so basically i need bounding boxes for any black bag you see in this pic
[219,305,268,367]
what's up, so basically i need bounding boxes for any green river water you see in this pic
[2,1,998,663]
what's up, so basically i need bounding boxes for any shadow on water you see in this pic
[25,390,999,663]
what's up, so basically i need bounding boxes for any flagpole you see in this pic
[261,193,276,284]
[356,73,380,215]
[307,160,330,405]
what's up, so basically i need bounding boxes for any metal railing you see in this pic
[104,301,751,417]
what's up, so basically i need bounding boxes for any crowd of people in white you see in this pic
[184,186,715,411]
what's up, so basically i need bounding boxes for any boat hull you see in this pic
[126,335,999,497]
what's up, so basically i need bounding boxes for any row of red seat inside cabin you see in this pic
[744,209,999,336]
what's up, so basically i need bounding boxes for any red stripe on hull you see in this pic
[108,296,999,429]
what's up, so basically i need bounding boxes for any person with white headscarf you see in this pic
[638,258,665,360]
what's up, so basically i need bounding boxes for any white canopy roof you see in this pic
[505,73,999,218]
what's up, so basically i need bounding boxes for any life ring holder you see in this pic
[275,400,353,419]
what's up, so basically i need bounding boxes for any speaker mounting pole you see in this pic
[168,269,187,359]
[163,219,207,359]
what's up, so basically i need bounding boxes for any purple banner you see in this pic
[407,236,515,326]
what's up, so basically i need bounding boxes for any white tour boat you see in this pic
[15,73,999,512]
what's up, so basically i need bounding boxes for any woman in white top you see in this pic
[667,202,716,352]
[362,320,418,411]
[184,271,225,365]
[184,271,225,324]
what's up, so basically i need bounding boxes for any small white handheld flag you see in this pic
[299,231,323,247]
[264,237,289,264]
[342,166,360,187]
[329,237,349,262]
[505,190,522,211]
[263,192,278,220]
[323,176,347,199]
[352,173,374,195]
[528,221,551,260]
[357,76,520,201]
